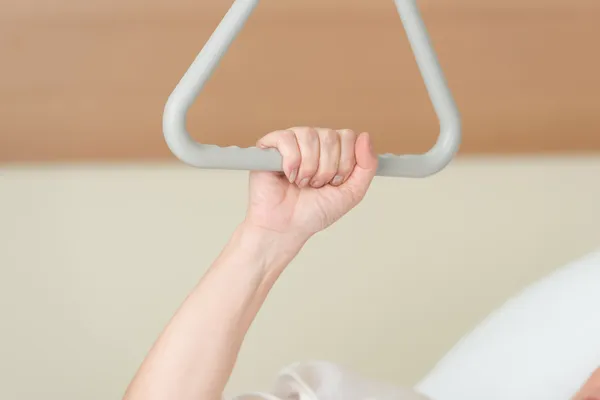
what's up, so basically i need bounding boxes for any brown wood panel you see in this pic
[1,0,599,163]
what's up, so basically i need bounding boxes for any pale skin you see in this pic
[122,127,600,400]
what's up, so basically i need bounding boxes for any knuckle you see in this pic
[295,126,318,140]
[307,129,320,144]
[279,129,296,142]
[338,129,357,140]
[320,129,338,145]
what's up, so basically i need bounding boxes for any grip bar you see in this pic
[163,0,461,177]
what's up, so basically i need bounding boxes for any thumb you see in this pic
[343,132,378,198]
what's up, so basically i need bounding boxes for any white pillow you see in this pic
[417,249,600,400]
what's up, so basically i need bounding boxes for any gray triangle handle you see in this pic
[163,0,461,178]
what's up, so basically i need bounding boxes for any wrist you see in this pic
[231,222,307,273]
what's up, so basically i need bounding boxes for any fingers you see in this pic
[336,129,358,186]
[311,128,340,188]
[294,127,320,187]
[255,127,377,189]
[256,129,301,183]
[343,131,379,200]
[291,127,354,188]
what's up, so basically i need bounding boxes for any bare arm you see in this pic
[123,223,304,400]
[123,127,378,400]
[125,122,600,400]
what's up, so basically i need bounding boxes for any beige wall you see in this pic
[1,156,599,400]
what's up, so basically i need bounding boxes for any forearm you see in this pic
[123,223,305,400]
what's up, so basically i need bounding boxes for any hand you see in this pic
[244,127,378,244]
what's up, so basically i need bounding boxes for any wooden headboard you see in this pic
[2,0,599,163]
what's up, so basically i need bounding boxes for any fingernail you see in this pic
[288,169,297,183]
[310,180,321,188]
[299,178,309,187]
[332,175,343,186]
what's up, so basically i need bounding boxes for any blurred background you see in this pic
[1,0,599,399]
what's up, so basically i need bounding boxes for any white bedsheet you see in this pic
[417,249,600,400]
